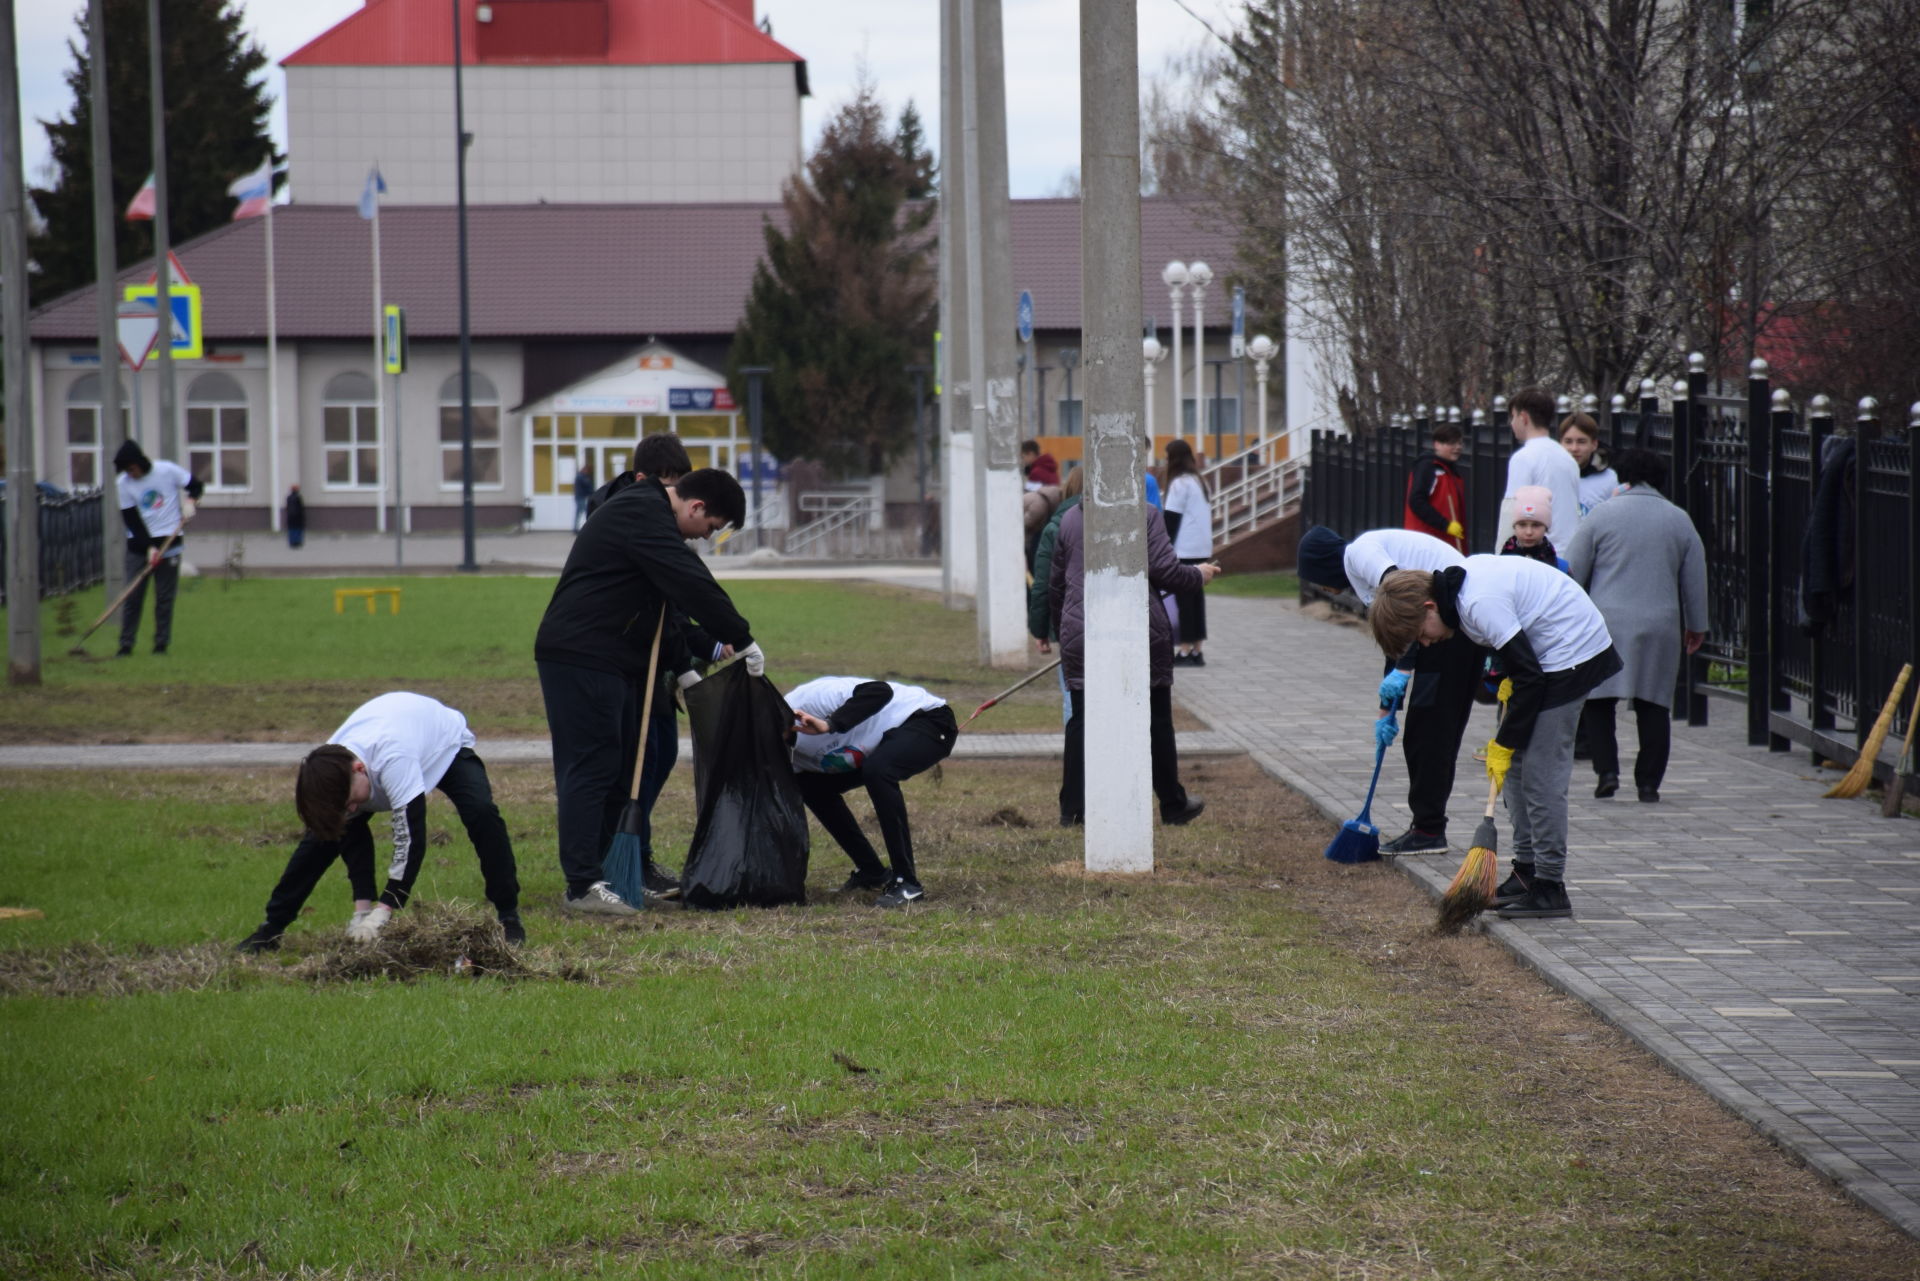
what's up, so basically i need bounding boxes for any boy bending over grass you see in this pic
[1369,558,1618,920]
[236,693,523,952]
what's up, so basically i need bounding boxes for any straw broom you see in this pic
[1436,775,1503,933]
[601,609,666,907]
[1880,684,1920,817]
[1826,663,1912,799]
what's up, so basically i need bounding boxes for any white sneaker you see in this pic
[346,903,393,942]
[561,881,640,917]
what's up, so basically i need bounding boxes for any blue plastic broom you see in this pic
[1324,740,1387,864]
[602,609,666,908]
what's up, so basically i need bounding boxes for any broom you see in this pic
[1323,740,1387,863]
[1826,663,1912,799]
[69,530,180,656]
[962,658,1063,727]
[1879,682,1920,817]
[601,609,666,908]
[1437,775,1504,934]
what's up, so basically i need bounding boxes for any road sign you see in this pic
[115,300,160,371]
[383,305,408,374]
[122,283,203,359]
[1017,290,1034,344]
[1230,286,1247,359]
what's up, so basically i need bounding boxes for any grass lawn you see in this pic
[1208,570,1299,599]
[3,757,1914,1278]
[0,577,1106,743]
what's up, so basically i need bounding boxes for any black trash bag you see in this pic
[678,660,810,909]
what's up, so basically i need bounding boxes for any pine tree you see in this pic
[728,85,936,475]
[28,0,275,307]
[893,100,937,201]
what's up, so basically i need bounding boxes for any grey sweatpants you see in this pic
[1504,698,1582,882]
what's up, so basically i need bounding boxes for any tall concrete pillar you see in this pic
[88,0,124,594]
[1079,0,1152,868]
[962,0,1026,667]
[3,0,42,683]
[939,0,977,604]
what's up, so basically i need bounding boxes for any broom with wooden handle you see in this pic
[1827,663,1912,799]
[1436,775,1503,934]
[601,608,667,907]
[69,531,180,656]
[1879,683,1920,817]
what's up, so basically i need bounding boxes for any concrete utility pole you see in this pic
[939,0,976,606]
[89,0,123,595]
[147,0,177,459]
[959,0,1025,667]
[1079,0,1152,869]
[3,0,42,683]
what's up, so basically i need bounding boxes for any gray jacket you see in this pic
[1047,503,1204,691]
[1564,484,1708,707]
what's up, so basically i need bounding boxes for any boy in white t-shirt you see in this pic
[1498,387,1581,552]
[236,692,524,951]
[113,440,203,657]
[786,677,958,908]
[1368,557,1620,919]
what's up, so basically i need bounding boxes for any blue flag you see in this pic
[358,167,387,220]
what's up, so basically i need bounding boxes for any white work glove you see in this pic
[676,669,701,691]
[181,497,198,521]
[739,642,766,677]
[346,903,392,943]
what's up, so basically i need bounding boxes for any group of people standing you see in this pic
[1301,385,1709,920]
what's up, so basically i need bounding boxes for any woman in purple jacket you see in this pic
[1048,502,1218,827]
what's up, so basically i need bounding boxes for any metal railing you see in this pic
[0,487,107,605]
[785,491,884,559]
[1199,430,1307,547]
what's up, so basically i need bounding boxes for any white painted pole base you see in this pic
[944,428,978,600]
[977,460,1027,667]
[1082,565,1153,871]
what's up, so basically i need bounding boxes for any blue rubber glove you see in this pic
[1375,713,1399,749]
[1378,667,1411,709]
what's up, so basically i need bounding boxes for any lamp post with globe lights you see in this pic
[1142,334,1168,441]
[1248,333,1277,462]
[1187,261,1212,452]
[1162,262,1187,456]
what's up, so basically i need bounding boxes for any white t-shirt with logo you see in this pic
[117,459,194,555]
[1162,473,1214,559]
[329,692,475,873]
[1343,529,1468,607]
[786,677,947,773]
[1500,435,1582,550]
[1455,554,1611,671]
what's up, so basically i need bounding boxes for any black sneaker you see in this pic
[1162,796,1206,826]
[114,644,133,658]
[1594,773,1619,799]
[152,646,168,657]
[642,860,683,901]
[1494,877,1571,919]
[1637,787,1660,803]
[874,880,926,909]
[235,926,283,954]
[1381,828,1447,856]
[1492,862,1534,907]
[498,915,527,947]
[1189,653,1206,667]
[1060,812,1083,828]
[835,871,889,894]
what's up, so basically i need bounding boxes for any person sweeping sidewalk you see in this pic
[1367,556,1620,919]
[1298,526,1478,855]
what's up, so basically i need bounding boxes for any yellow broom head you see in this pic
[1826,663,1912,799]
[1435,842,1500,934]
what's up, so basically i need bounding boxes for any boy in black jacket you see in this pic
[535,467,760,916]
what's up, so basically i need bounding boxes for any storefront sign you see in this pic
[668,387,737,411]
[552,393,663,412]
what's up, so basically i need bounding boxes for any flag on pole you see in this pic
[226,159,273,220]
[357,167,387,220]
[125,172,156,221]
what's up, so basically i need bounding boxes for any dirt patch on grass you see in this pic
[0,941,239,998]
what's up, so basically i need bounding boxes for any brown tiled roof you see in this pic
[29,198,1239,344]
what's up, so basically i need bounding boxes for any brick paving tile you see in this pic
[1175,594,1920,1240]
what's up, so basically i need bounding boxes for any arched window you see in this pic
[438,372,502,489]
[323,371,380,489]
[64,374,129,489]
[186,372,250,491]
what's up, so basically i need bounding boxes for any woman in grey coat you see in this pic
[1563,449,1708,801]
[1048,501,1217,826]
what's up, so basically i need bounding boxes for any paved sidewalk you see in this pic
[1175,595,1920,1238]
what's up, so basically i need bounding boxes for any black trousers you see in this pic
[1400,631,1483,836]
[1060,684,1188,822]
[794,706,957,888]
[257,748,519,932]
[1586,697,1672,790]
[119,550,181,652]
[1175,560,1209,644]
[539,659,640,892]
[637,707,680,860]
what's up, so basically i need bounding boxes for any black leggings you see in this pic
[794,707,957,887]
[257,748,519,931]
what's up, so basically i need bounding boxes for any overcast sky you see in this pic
[17,0,1237,202]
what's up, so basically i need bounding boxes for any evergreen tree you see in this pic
[728,85,936,475]
[893,100,937,201]
[28,0,275,307]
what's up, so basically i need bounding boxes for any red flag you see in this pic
[125,173,156,221]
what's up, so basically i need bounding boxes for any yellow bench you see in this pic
[334,586,402,615]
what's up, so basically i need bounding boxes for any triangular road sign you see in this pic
[143,249,193,287]
[116,299,160,371]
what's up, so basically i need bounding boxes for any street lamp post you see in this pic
[1161,261,1187,451]
[1187,261,1212,454]
[739,365,770,548]
[1142,334,1165,442]
[452,0,477,572]
[1058,347,1080,434]
[1248,334,1275,463]
[905,363,932,556]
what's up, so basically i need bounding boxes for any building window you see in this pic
[64,374,129,489]
[185,372,250,491]
[1181,397,1243,438]
[323,371,380,489]
[1056,399,1083,436]
[439,372,502,489]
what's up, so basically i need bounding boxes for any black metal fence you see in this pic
[1302,362,1920,779]
[0,488,108,606]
